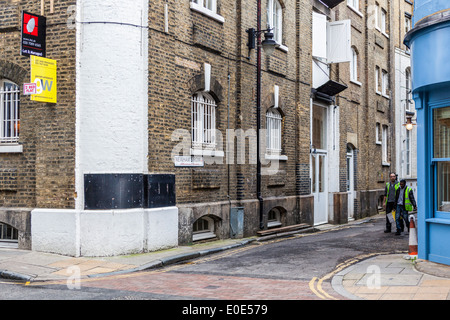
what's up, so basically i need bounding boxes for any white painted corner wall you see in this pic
[31,207,179,257]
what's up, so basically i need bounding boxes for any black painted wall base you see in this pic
[84,174,175,210]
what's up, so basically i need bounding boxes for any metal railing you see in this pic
[0,83,20,144]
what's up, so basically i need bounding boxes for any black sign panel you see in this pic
[21,11,46,57]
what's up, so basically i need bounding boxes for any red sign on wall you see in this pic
[21,11,46,57]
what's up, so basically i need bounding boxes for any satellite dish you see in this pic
[27,18,36,33]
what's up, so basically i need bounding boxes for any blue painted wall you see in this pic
[413,0,450,25]
[407,2,450,265]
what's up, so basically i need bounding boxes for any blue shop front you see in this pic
[404,0,450,265]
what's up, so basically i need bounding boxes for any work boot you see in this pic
[395,230,401,235]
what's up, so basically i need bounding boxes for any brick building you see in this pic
[0,0,400,256]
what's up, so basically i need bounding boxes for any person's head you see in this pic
[389,173,397,182]
[400,179,406,188]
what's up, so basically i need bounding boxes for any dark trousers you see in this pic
[385,202,396,231]
[396,205,410,232]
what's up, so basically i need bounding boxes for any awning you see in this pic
[319,0,346,9]
[314,79,348,98]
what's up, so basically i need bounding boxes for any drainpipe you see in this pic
[256,0,264,230]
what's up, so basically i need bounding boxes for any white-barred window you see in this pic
[0,80,20,144]
[191,92,216,148]
[266,108,282,153]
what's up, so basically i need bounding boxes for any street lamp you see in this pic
[246,1,280,230]
[403,117,416,131]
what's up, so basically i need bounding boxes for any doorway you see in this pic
[311,104,328,225]
[346,144,356,221]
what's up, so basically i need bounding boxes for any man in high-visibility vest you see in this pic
[383,173,399,233]
[395,179,417,235]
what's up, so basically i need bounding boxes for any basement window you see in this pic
[0,223,18,247]
[267,208,282,228]
[193,216,216,241]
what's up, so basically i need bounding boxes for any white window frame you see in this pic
[405,68,411,111]
[374,2,380,31]
[190,0,225,23]
[266,108,282,154]
[191,92,217,149]
[350,47,360,84]
[347,0,361,14]
[382,69,389,98]
[381,8,388,37]
[376,122,382,145]
[375,66,381,94]
[382,124,389,165]
[0,79,21,152]
[267,0,283,45]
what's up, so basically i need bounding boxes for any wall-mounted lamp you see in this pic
[246,27,279,57]
[403,117,416,131]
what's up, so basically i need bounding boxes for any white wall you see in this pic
[32,207,179,257]
[31,1,179,257]
[75,0,149,209]
[394,48,417,181]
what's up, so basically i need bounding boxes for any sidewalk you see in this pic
[1,216,449,300]
[332,254,450,300]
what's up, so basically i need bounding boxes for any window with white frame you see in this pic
[375,66,381,94]
[191,92,216,148]
[347,0,360,12]
[192,0,216,13]
[382,69,389,97]
[374,2,380,29]
[381,8,387,35]
[350,47,358,82]
[405,68,411,111]
[376,122,382,144]
[266,108,282,153]
[382,124,388,163]
[405,15,411,34]
[267,0,282,44]
[0,79,20,144]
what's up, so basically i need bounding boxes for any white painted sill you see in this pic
[193,231,216,242]
[347,5,364,18]
[190,3,225,24]
[0,144,23,153]
[350,79,362,87]
[191,148,224,158]
[265,154,288,161]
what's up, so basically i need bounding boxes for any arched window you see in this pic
[191,92,217,148]
[0,79,20,143]
[267,208,282,228]
[267,0,283,44]
[266,108,282,153]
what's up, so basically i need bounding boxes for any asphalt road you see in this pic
[0,215,409,303]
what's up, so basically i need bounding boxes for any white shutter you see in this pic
[312,12,327,60]
[326,19,351,63]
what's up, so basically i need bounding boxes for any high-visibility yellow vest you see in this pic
[405,187,413,211]
[386,182,400,205]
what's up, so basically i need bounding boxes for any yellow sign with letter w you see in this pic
[30,56,57,104]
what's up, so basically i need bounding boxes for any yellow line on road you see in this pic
[309,277,326,299]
